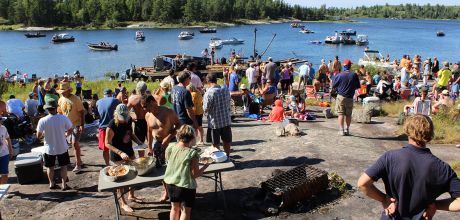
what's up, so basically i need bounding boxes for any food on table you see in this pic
[107,165,129,177]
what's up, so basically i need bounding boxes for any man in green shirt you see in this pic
[435,61,452,98]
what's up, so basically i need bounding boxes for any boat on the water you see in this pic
[25,32,46,38]
[356,35,369,46]
[199,27,217,33]
[436,31,445,37]
[221,37,244,45]
[290,23,305,28]
[341,29,356,36]
[178,32,194,40]
[87,42,118,51]
[299,28,314,34]
[209,40,223,49]
[341,34,356,45]
[52,33,75,43]
[325,32,341,44]
[310,40,322,44]
[135,31,145,41]
[358,49,392,69]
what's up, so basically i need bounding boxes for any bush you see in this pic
[328,172,347,194]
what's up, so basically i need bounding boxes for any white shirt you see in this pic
[0,126,10,157]
[245,67,257,84]
[190,72,203,89]
[7,98,25,117]
[25,99,39,116]
[37,114,73,155]
[299,64,310,77]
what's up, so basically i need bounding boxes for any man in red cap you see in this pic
[332,58,360,136]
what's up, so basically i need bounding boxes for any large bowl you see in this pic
[131,157,156,176]
[103,165,130,182]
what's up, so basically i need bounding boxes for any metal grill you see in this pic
[261,164,328,208]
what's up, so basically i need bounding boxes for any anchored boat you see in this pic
[52,33,75,43]
[221,37,244,45]
[199,27,217,33]
[356,35,369,46]
[25,32,46,38]
[135,31,145,41]
[87,42,118,51]
[178,32,194,40]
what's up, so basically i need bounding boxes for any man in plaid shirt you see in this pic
[203,73,232,156]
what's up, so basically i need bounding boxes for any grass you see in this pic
[1,80,160,101]
[450,160,460,176]
[382,100,460,144]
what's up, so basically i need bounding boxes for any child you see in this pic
[0,118,13,184]
[187,84,204,145]
[164,125,210,220]
[286,95,300,118]
[267,100,284,122]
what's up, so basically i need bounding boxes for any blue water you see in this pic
[0,18,459,80]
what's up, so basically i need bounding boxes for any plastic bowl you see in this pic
[103,165,130,182]
[131,157,156,176]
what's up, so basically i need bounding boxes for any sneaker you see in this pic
[345,130,350,136]
[72,166,82,173]
[338,130,346,136]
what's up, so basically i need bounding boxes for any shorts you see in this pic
[98,128,108,151]
[179,118,194,126]
[250,83,258,90]
[452,83,460,93]
[436,85,447,93]
[134,119,147,143]
[335,95,354,117]
[167,184,196,208]
[75,87,82,96]
[67,127,81,143]
[43,151,71,168]
[207,126,232,146]
[196,114,203,127]
[0,155,9,175]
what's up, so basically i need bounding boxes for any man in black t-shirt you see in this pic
[358,114,460,219]
[171,71,198,128]
[452,62,460,98]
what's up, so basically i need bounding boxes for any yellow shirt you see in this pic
[191,91,204,115]
[58,95,84,126]
[437,68,452,87]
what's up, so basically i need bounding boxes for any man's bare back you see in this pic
[128,94,147,120]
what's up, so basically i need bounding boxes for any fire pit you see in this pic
[261,164,328,208]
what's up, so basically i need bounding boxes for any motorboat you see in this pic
[199,27,217,33]
[358,49,392,69]
[436,31,445,37]
[135,31,145,41]
[87,42,118,51]
[51,33,75,43]
[25,32,46,38]
[325,32,341,44]
[299,28,314,34]
[209,40,223,49]
[356,35,369,46]
[290,23,305,28]
[310,40,322,44]
[221,37,244,45]
[178,32,193,40]
[341,34,356,45]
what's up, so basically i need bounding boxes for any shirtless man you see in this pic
[127,82,148,156]
[142,95,180,165]
[142,95,181,202]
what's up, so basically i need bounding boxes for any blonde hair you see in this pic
[403,114,434,146]
[176,125,196,144]
[187,84,198,93]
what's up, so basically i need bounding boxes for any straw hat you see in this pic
[240,84,247,90]
[442,90,449,95]
[57,82,72,94]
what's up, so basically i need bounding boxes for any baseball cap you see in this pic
[28,92,35,98]
[115,104,130,121]
[44,99,58,109]
[103,88,112,95]
[343,59,353,66]
[240,84,247,90]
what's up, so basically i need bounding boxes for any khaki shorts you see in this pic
[335,95,354,116]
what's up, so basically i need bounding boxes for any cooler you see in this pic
[14,152,44,184]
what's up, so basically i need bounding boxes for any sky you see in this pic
[285,0,459,8]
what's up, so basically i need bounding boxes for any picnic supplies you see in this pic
[103,165,131,182]
[14,152,44,184]
[130,157,156,176]
[201,147,228,163]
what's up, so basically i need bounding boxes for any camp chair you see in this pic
[230,92,243,114]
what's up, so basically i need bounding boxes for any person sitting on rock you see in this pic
[404,87,431,116]
[432,90,455,114]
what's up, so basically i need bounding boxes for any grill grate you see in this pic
[261,164,328,208]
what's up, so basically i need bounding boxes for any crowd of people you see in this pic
[1,52,460,219]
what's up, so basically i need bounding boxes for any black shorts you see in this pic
[207,126,232,146]
[44,151,70,168]
[75,87,82,96]
[436,86,447,92]
[167,184,196,208]
[196,114,203,127]
[134,119,147,142]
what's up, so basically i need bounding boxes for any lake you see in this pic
[1,18,459,80]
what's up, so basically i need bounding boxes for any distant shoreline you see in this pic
[1,18,356,31]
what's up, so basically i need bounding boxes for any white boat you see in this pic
[209,40,223,49]
[299,28,314,34]
[221,37,244,45]
[356,35,369,46]
[358,49,392,69]
[178,32,193,40]
[324,33,341,44]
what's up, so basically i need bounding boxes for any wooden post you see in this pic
[253,28,257,59]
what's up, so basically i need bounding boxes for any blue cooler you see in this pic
[14,152,44,184]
